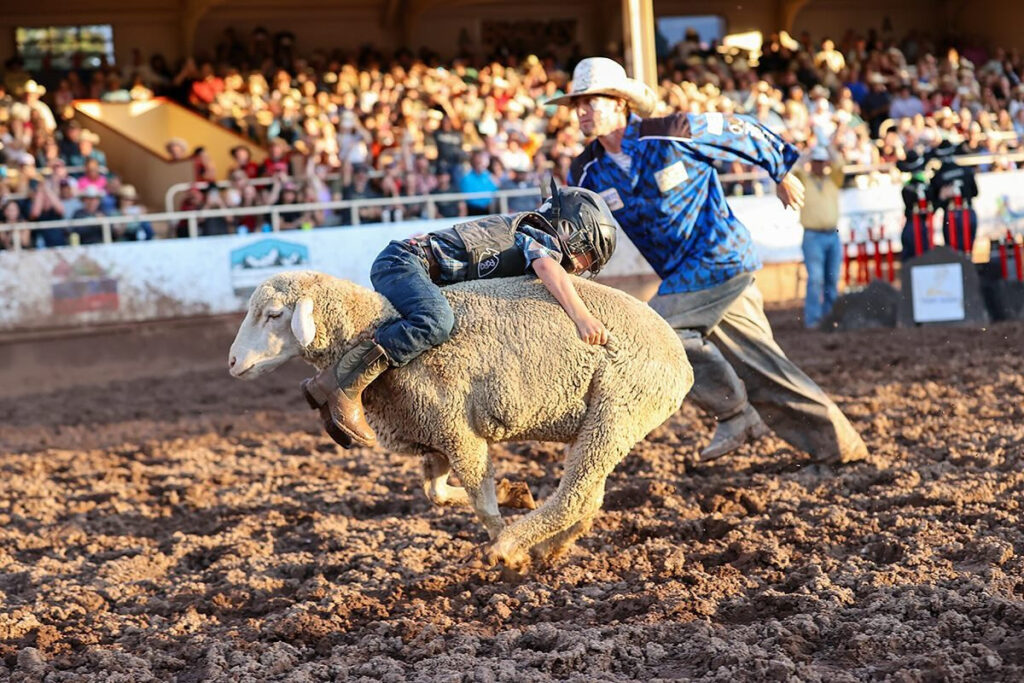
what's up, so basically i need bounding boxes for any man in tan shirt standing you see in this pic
[794,146,844,328]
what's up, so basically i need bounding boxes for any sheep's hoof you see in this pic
[463,543,500,570]
[496,479,537,510]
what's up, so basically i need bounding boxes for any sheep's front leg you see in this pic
[422,451,537,511]
[447,441,504,540]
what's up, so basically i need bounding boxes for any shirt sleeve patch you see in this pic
[599,187,625,211]
[705,112,724,136]
[654,161,688,193]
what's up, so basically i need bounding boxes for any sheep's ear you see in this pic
[290,297,316,348]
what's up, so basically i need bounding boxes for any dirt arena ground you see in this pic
[1,306,1023,682]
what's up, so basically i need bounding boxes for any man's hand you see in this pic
[776,173,806,211]
[574,313,609,345]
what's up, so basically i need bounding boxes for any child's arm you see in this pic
[532,256,609,345]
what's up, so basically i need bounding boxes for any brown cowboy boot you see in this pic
[300,340,390,448]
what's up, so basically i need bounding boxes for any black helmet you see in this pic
[534,179,619,275]
[896,150,925,173]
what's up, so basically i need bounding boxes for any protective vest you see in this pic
[441,215,528,280]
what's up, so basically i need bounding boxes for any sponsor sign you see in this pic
[910,262,965,322]
[51,256,119,315]
[230,238,310,298]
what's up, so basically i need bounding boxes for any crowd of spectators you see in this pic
[2,24,1024,248]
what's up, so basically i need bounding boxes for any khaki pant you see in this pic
[650,273,863,463]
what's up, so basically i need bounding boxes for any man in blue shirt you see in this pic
[552,57,867,465]
[457,150,499,216]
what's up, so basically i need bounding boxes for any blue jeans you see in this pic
[801,229,842,329]
[370,241,455,367]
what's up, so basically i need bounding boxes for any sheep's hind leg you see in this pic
[422,452,471,507]
[421,452,536,510]
[445,440,505,540]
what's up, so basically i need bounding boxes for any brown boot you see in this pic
[301,340,390,448]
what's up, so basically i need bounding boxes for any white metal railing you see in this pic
[162,169,380,212]
[0,187,543,252]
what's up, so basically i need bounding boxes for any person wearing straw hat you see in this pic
[793,145,844,329]
[552,56,868,465]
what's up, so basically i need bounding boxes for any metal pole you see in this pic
[102,219,113,244]
[621,0,657,91]
[188,215,199,239]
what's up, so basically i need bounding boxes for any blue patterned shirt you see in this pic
[569,112,799,295]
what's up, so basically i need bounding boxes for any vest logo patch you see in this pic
[599,187,624,211]
[478,249,501,278]
[654,161,687,193]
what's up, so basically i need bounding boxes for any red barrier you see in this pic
[871,227,882,280]
[912,212,923,257]
[999,237,1009,280]
[858,238,869,284]
[947,208,959,251]
[843,240,853,287]
[886,239,895,283]
[1015,236,1024,283]
[961,206,972,254]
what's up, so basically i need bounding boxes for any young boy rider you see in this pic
[301,183,620,448]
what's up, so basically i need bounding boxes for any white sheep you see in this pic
[228,270,692,570]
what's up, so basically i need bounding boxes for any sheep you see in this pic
[228,270,693,571]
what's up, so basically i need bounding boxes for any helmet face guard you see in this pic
[536,178,618,276]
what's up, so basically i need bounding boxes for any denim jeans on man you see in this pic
[370,241,455,366]
[801,229,842,328]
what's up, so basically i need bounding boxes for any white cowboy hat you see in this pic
[547,57,657,117]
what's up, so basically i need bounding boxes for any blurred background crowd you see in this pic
[1,24,1023,248]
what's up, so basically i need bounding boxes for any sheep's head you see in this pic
[228,283,316,380]
[228,271,390,379]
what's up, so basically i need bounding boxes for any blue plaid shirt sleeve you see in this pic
[515,226,563,272]
[683,113,800,182]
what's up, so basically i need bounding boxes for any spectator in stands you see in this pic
[889,81,925,120]
[70,186,106,245]
[262,137,291,176]
[337,111,371,166]
[500,164,539,212]
[166,137,189,161]
[432,115,465,173]
[190,62,224,113]
[77,158,107,194]
[192,146,217,183]
[113,185,154,241]
[266,177,311,230]
[229,145,259,178]
[428,170,465,219]
[341,164,382,224]
[58,120,82,164]
[12,80,56,134]
[100,175,122,214]
[458,150,497,216]
[0,198,30,250]
[197,187,231,236]
[861,73,892,137]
